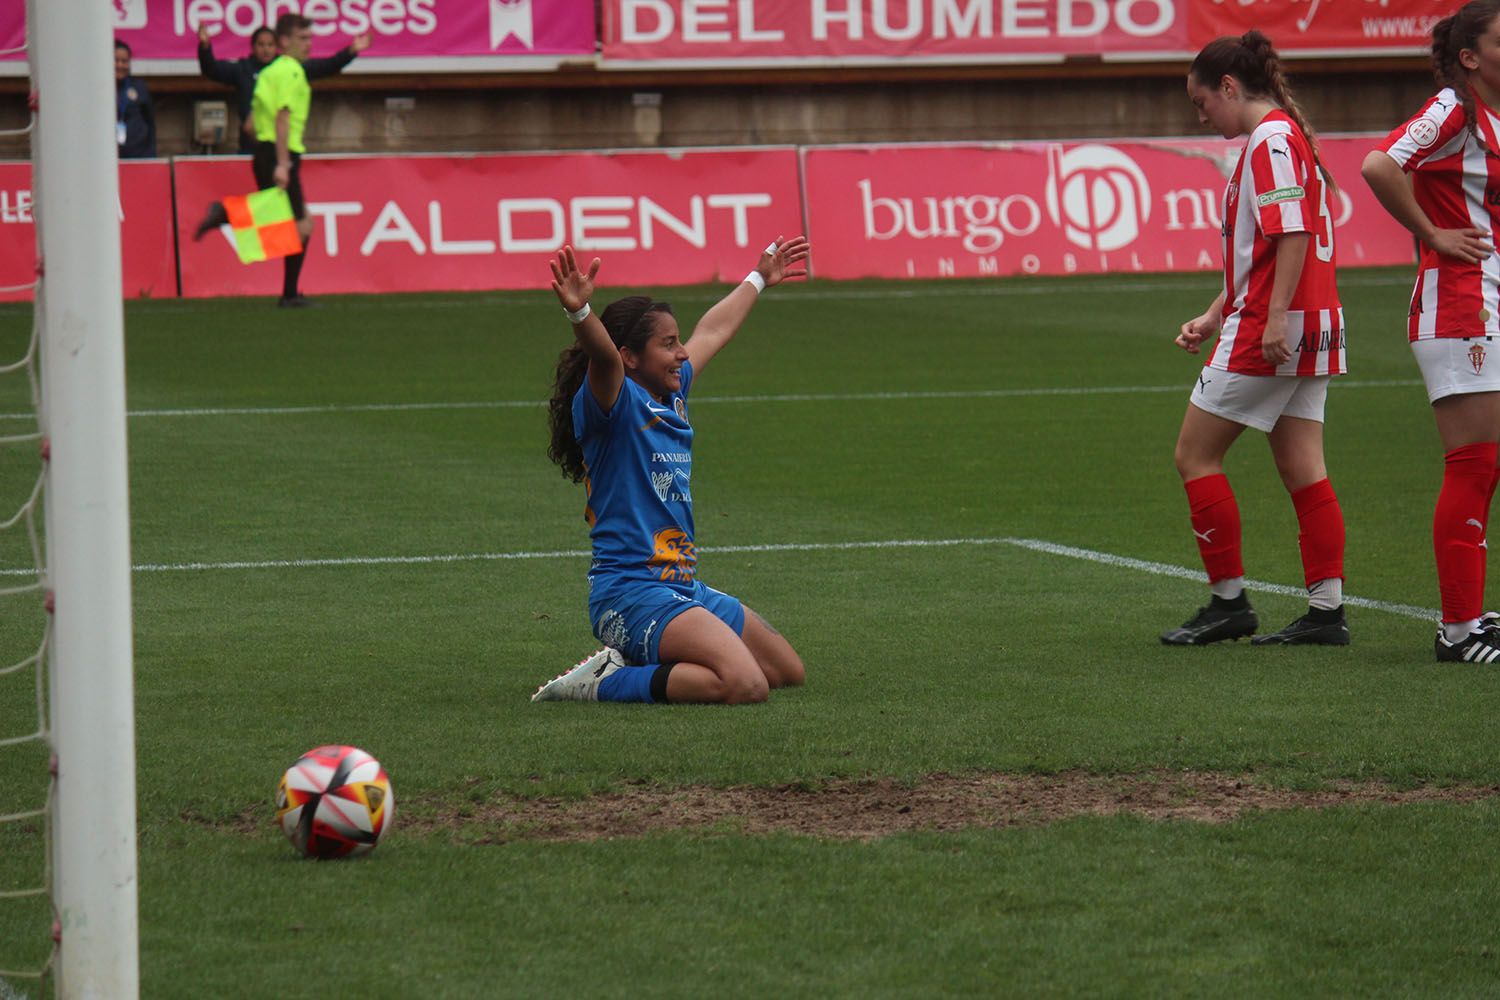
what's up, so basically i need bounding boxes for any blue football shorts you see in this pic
[588,577,745,666]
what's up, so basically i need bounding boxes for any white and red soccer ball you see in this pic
[276,745,393,859]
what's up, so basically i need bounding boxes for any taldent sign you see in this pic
[172,150,805,297]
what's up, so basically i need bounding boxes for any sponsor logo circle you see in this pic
[1407,119,1439,148]
[1044,145,1152,253]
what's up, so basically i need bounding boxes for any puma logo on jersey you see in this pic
[1197,374,1212,393]
[1270,147,1290,158]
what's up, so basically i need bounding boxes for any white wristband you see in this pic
[743,271,767,294]
[565,302,591,324]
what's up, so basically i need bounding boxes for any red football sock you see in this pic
[1434,442,1499,622]
[1185,473,1243,584]
[1291,478,1344,589]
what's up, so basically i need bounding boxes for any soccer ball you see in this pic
[276,745,394,859]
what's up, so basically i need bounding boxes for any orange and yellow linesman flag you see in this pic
[221,188,302,264]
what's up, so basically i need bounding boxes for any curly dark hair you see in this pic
[1191,30,1334,192]
[546,296,674,483]
[1432,1,1500,156]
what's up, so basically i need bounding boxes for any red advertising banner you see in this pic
[0,161,176,303]
[172,149,804,298]
[1189,0,1450,55]
[799,137,1414,282]
[0,0,596,75]
[602,0,1191,65]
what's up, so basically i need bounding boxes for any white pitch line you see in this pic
[0,378,1424,422]
[1000,537,1439,622]
[0,268,1411,318]
[0,535,1439,622]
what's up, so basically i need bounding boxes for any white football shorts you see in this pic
[1189,369,1330,433]
[1411,337,1500,403]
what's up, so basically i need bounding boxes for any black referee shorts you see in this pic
[251,142,306,220]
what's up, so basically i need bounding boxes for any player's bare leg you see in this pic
[658,607,769,705]
[1172,402,1246,481]
[741,605,804,689]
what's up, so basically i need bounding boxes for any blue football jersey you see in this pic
[572,361,697,587]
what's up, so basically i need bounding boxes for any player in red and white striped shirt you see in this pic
[1363,0,1500,664]
[1161,31,1349,647]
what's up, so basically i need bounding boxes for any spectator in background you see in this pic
[197,22,369,153]
[114,40,155,158]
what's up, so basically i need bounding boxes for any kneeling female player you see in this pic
[531,240,809,703]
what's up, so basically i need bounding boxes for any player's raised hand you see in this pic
[197,23,211,45]
[549,245,601,313]
[350,32,372,53]
[757,235,810,288]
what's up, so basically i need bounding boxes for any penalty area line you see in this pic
[0,535,1437,622]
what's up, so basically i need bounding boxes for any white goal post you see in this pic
[28,0,141,996]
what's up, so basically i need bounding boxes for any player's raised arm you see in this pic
[550,246,622,412]
[686,235,810,375]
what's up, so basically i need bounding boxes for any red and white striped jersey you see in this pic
[1378,87,1500,341]
[1209,110,1346,377]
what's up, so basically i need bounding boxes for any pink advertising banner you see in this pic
[602,0,1191,65]
[0,161,176,303]
[799,137,1415,282]
[172,149,804,298]
[1190,0,1451,55]
[0,0,596,72]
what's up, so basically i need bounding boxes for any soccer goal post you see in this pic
[29,0,141,995]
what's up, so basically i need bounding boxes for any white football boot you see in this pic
[531,648,626,702]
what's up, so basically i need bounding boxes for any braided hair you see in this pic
[545,296,675,483]
[1432,1,1500,155]
[1190,30,1335,192]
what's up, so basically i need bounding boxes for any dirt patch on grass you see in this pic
[397,771,1500,843]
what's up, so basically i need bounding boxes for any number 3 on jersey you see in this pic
[1313,175,1334,263]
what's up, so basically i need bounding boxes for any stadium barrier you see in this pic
[0,136,1414,302]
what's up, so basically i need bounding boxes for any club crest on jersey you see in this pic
[1471,342,1487,375]
[649,527,696,583]
[674,397,686,420]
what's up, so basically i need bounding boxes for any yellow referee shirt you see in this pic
[251,55,310,153]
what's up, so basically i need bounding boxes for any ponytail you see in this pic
[1191,30,1335,192]
[1431,2,1500,158]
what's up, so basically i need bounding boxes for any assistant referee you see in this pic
[252,13,317,308]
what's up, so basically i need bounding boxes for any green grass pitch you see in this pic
[2,268,1500,997]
